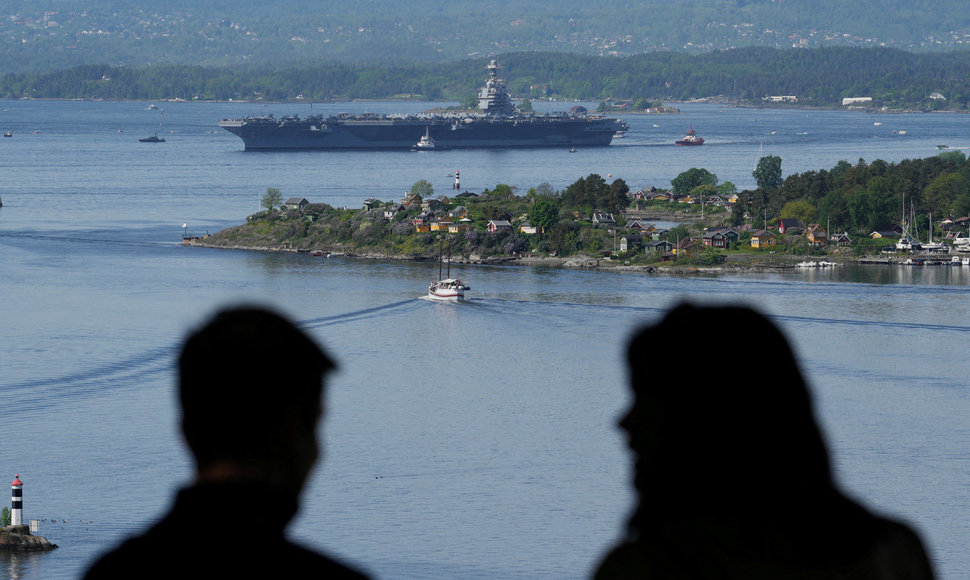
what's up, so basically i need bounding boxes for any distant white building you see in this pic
[841,97,873,106]
[764,95,797,103]
[929,92,946,101]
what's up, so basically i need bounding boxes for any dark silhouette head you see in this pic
[178,306,334,495]
[622,303,832,526]
[597,303,936,578]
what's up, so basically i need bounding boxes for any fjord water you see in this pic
[1,100,969,579]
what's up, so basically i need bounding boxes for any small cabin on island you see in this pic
[487,220,513,233]
[778,218,805,235]
[448,222,473,234]
[830,233,852,246]
[620,235,643,252]
[751,230,777,249]
[592,212,616,227]
[807,230,828,247]
[284,197,310,211]
[702,231,729,248]
[383,204,406,220]
[645,240,675,254]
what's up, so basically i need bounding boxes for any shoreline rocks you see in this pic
[0,526,58,552]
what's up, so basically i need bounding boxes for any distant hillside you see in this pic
[4,48,969,110]
[0,0,969,72]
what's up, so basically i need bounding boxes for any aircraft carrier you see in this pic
[218,60,628,150]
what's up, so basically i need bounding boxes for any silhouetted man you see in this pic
[86,306,369,579]
[595,303,934,579]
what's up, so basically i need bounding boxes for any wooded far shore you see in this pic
[5,48,970,112]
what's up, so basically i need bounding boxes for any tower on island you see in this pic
[11,475,23,526]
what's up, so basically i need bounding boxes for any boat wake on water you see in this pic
[299,299,416,329]
[1,346,174,415]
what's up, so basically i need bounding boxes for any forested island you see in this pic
[3,48,970,110]
[192,151,970,270]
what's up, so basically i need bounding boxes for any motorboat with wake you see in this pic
[428,239,469,302]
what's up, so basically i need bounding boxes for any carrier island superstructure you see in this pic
[218,60,628,150]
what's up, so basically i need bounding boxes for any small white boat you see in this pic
[428,239,469,302]
[796,260,840,268]
[413,127,436,150]
[428,277,469,301]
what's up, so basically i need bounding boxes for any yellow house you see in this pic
[449,223,473,234]
[751,229,777,248]
[414,223,431,233]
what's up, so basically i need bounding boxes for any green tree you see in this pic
[261,187,282,211]
[562,174,608,211]
[671,168,718,196]
[847,177,896,232]
[781,199,817,225]
[607,178,631,213]
[730,199,747,226]
[410,179,434,198]
[1,506,9,527]
[666,224,691,243]
[528,197,560,233]
[492,183,515,200]
[817,190,850,231]
[526,181,556,202]
[518,98,533,112]
[753,155,783,190]
[717,181,739,197]
[924,172,970,217]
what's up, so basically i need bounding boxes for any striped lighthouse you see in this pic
[11,475,23,526]
[453,169,460,190]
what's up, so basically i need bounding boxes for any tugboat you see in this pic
[675,123,704,146]
[138,134,165,143]
[413,127,436,151]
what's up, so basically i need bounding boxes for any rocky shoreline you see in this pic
[186,237,885,274]
[0,526,58,552]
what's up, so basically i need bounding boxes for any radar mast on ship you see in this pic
[477,59,516,115]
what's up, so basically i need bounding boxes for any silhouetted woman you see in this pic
[595,303,934,579]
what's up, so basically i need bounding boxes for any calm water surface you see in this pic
[1,100,969,579]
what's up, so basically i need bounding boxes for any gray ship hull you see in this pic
[218,114,626,150]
